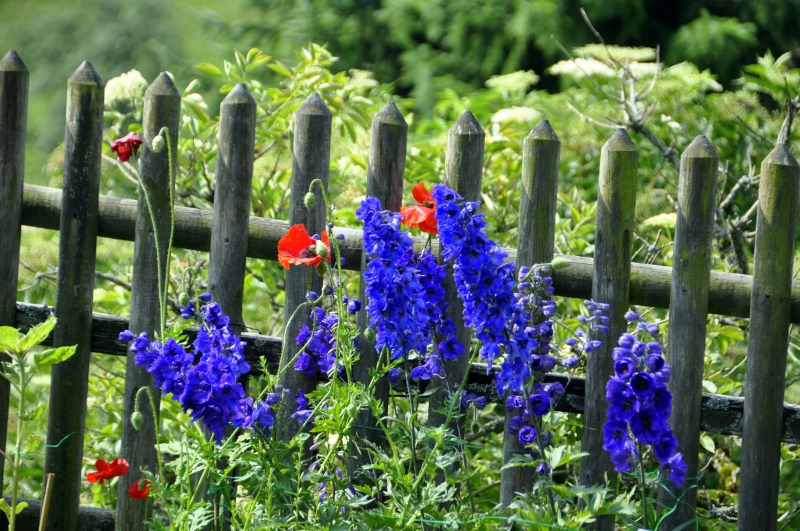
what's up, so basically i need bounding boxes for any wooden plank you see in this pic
[428,111,484,430]
[277,93,331,441]
[350,102,407,478]
[579,129,638,531]
[500,120,560,506]
[14,300,800,444]
[24,186,800,323]
[0,49,28,492]
[43,61,104,531]
[656,136,717,528]
[738,144,800,531]
[208,82,256,330]
[116,72,182,531]
[207,81,256,531]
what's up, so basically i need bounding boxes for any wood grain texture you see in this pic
[428,111,484,430]
[579,129,638,531]
[0,49,28,492]
[208,81,256,531]
[738,144,800,531]
[277,92,331,441]
[657,137,717,529]
[209,82,256,333]
[22,184,800,324]
[350,102,407,478]
[43,61,104,531]
[500,120,560,506]
[117,72,181,531]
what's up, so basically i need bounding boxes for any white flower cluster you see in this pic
[105,69,148,110]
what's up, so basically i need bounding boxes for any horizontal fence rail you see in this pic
[21,183,800,323]
[14,300,800,444]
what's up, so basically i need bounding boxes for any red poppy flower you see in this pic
[128,478,152,499]
[400,182,438,235]
[110,132,143,162]
[277,224,331,270]
[87,458,130,484]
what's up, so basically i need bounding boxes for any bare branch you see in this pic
[101,153,139,185]
[636,46,661,102]
[95,271,132,290]
[549,34,623,103]
[565,102,618,129]
[580,8,636,80]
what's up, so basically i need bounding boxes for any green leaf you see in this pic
[34,345,77,368]
[0,327,18,352]
[19,316,57,351]
[196,63,222,77]
[268,62,293,78]
[14,502,27,515]
[19,403,45,422]
[0,498,10,516]
[700,433,716,453]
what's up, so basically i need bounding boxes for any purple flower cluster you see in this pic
[506,382,563,453]
[295,306,341,378]
[120,295,279,443]
[603,318,687,488]
[356,197,463,380]
[432,186,573,400]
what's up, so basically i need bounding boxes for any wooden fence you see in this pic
[2,50,800,531]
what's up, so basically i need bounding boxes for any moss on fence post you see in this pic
[738,144,800,531]
[43,61,103,531]
[657,136,717,529]
[579,128,638,531]
[500,120,560,507]
[0,50,28,495]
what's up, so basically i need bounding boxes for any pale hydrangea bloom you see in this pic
[491,107,541,124]
[105,70,148,110]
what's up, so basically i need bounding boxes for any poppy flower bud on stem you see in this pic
[152,134,165,153]
[131,411,143,430]
[316,262,327,277]
[550,257,572,270]
[178,292,190,308]
[304,192,316,210]
[315,240,328,259]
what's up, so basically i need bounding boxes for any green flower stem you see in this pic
[9,351,26,531]
[638,441,650,530]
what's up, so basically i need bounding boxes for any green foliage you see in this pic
[667,9,757,86]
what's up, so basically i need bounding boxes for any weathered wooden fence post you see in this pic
[278,92,331,440]
[350,102,407,479]
[117,72,181,531]
[500,120,560,506]
[428,111,484,430]
[738,144,800,531]
[0,50,28,492]
[207,82,256,529]
[579,128,638,531]
[43,61,104,531]
[209,82,256,338]
[657,136,717,529]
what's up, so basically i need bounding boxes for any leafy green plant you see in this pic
[0,317,76,530]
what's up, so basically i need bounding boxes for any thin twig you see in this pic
[549,34,623,103]
[95,271,132,290]
[101,153,139,185]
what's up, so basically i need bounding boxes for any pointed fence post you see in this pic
[579,128,638,531]
[428,111,484,429]
[209,83,256,336]
[117,73,181,531]
[43,61,104,530]
[350,102,407,479]
[278,93,331,441]
[738,144,800,531]
[500,120,560,506]
[207,82,256,529]
[0,50,28,492]
[657,137,717,529]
